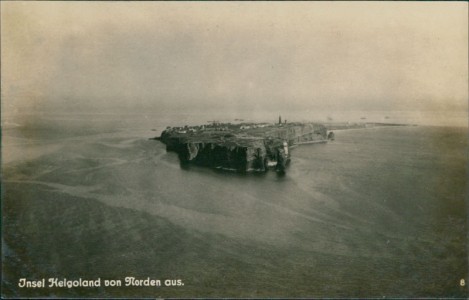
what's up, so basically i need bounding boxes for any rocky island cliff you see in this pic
[155,119,329,173]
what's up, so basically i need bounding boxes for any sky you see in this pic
[1,2,468,124]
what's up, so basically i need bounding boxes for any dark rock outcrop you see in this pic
[157,122,327,173]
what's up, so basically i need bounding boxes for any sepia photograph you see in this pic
[1,1,468,298]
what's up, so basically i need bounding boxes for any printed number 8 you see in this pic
[461,279,465,286]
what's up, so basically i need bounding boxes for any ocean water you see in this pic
[1,113,468,298]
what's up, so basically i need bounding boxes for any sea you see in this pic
[1,111,468,298]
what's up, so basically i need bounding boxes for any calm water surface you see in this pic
[2,113,468,298]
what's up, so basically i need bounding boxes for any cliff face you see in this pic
[180,141,263,172]
[160,135,283,172]
[158,122,327,172]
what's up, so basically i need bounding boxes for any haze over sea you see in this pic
[2,110,468,298]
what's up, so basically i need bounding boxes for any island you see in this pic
[154,116,329,173]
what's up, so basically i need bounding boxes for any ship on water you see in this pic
[156,116,330,173]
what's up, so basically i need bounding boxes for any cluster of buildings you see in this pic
[239,123,271,130]
[165,116,288,135]
[165,123,231,134]
[165,125,203,134]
